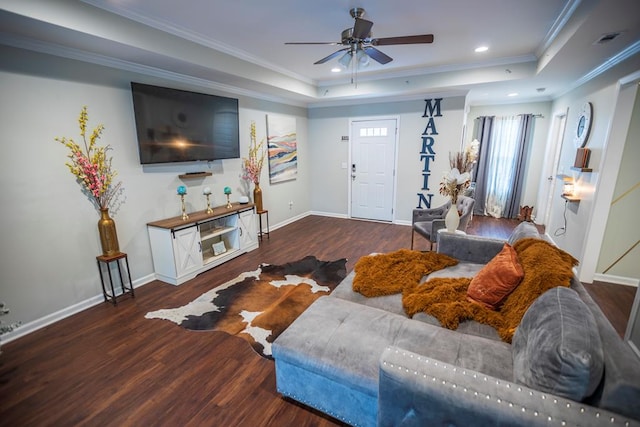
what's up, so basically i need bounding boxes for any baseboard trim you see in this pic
[309,211,412,226]
[269,211,311,232]
[0,273,156,346]
[593,273,639,287]
[542,234,638,287]
[309,210,349,219]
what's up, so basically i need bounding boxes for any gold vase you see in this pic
[253,182,263,212]
[98,208,120,256]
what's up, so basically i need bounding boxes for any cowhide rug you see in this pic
[145,256,347,359]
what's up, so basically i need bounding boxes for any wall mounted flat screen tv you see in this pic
[131,82,240,164]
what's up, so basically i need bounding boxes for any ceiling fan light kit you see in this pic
[338,51,353,69]
[357,49,370,67]
[286,7,433,72]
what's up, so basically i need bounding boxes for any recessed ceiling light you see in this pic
[508,92,518,97]
[475,46,489,53]
[331,67,341,73]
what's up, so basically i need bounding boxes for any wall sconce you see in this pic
[557,173,580,202]
[562,182,575,197]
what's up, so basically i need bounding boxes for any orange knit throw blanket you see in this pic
[353,249,458,297]
[354,239,578,343]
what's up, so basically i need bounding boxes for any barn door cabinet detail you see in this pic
[147,203,258,285]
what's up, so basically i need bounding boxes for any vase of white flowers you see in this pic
[242,121,265,211]
[440,168,470,232]
[440,141,479,232]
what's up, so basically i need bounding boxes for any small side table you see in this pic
[256,209,270,241]
[96,252,134,305]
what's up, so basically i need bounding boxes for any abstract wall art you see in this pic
[266,114,297,183]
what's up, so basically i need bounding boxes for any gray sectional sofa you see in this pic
[272,223,640,426]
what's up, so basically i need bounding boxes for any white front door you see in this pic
[350,119,397,221]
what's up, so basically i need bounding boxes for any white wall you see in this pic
[548,62,640,283]
[547,84,616,261]
[596,83,640,280]
[0,46,310,332]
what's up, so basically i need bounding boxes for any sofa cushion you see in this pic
[466,243,524,309]
[512,286,604,401]
[274,296,514,385]
[507,221,540,245]
[332,268,504,342]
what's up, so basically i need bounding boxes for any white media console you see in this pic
[147,203,258,285]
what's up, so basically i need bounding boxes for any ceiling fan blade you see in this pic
[363,46,393,64]
[372,34,434,46]
[314,48,350,64]
[353,18,373,39]
[285,42,342,45]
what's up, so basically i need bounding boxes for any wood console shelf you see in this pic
[561,194,581,202]
[178,172,212,179]
[147,203,258,285]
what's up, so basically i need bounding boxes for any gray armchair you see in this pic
[411,195,475,250]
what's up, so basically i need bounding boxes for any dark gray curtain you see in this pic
[504,114,534,218]
[472,114,534,219]
[472,116,493,216]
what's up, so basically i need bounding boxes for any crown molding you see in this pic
[81,0,316,86]
[560,39,640,97]
[0,32,310,107]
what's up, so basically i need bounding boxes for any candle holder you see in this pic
[177,186,189,220]
[180,195,189,220]
[203,187,214,214]
[224,186,232,209]
[205,194,214,214]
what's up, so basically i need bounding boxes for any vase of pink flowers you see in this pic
[55,106,123,256]
[97,208,119,256]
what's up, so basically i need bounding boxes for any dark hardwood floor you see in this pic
[0,215,634,426]
[583,280,636,338]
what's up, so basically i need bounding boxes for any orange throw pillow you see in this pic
[467,243,524,310]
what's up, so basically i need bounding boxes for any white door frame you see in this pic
[348,116,400,221]
[536,108,568,226]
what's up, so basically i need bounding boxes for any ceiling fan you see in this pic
[285,7,434,69]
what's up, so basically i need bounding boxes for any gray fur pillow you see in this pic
[507,221,540,245]
[512,286,604,401]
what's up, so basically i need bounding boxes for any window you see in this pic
[359,127,388,137]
